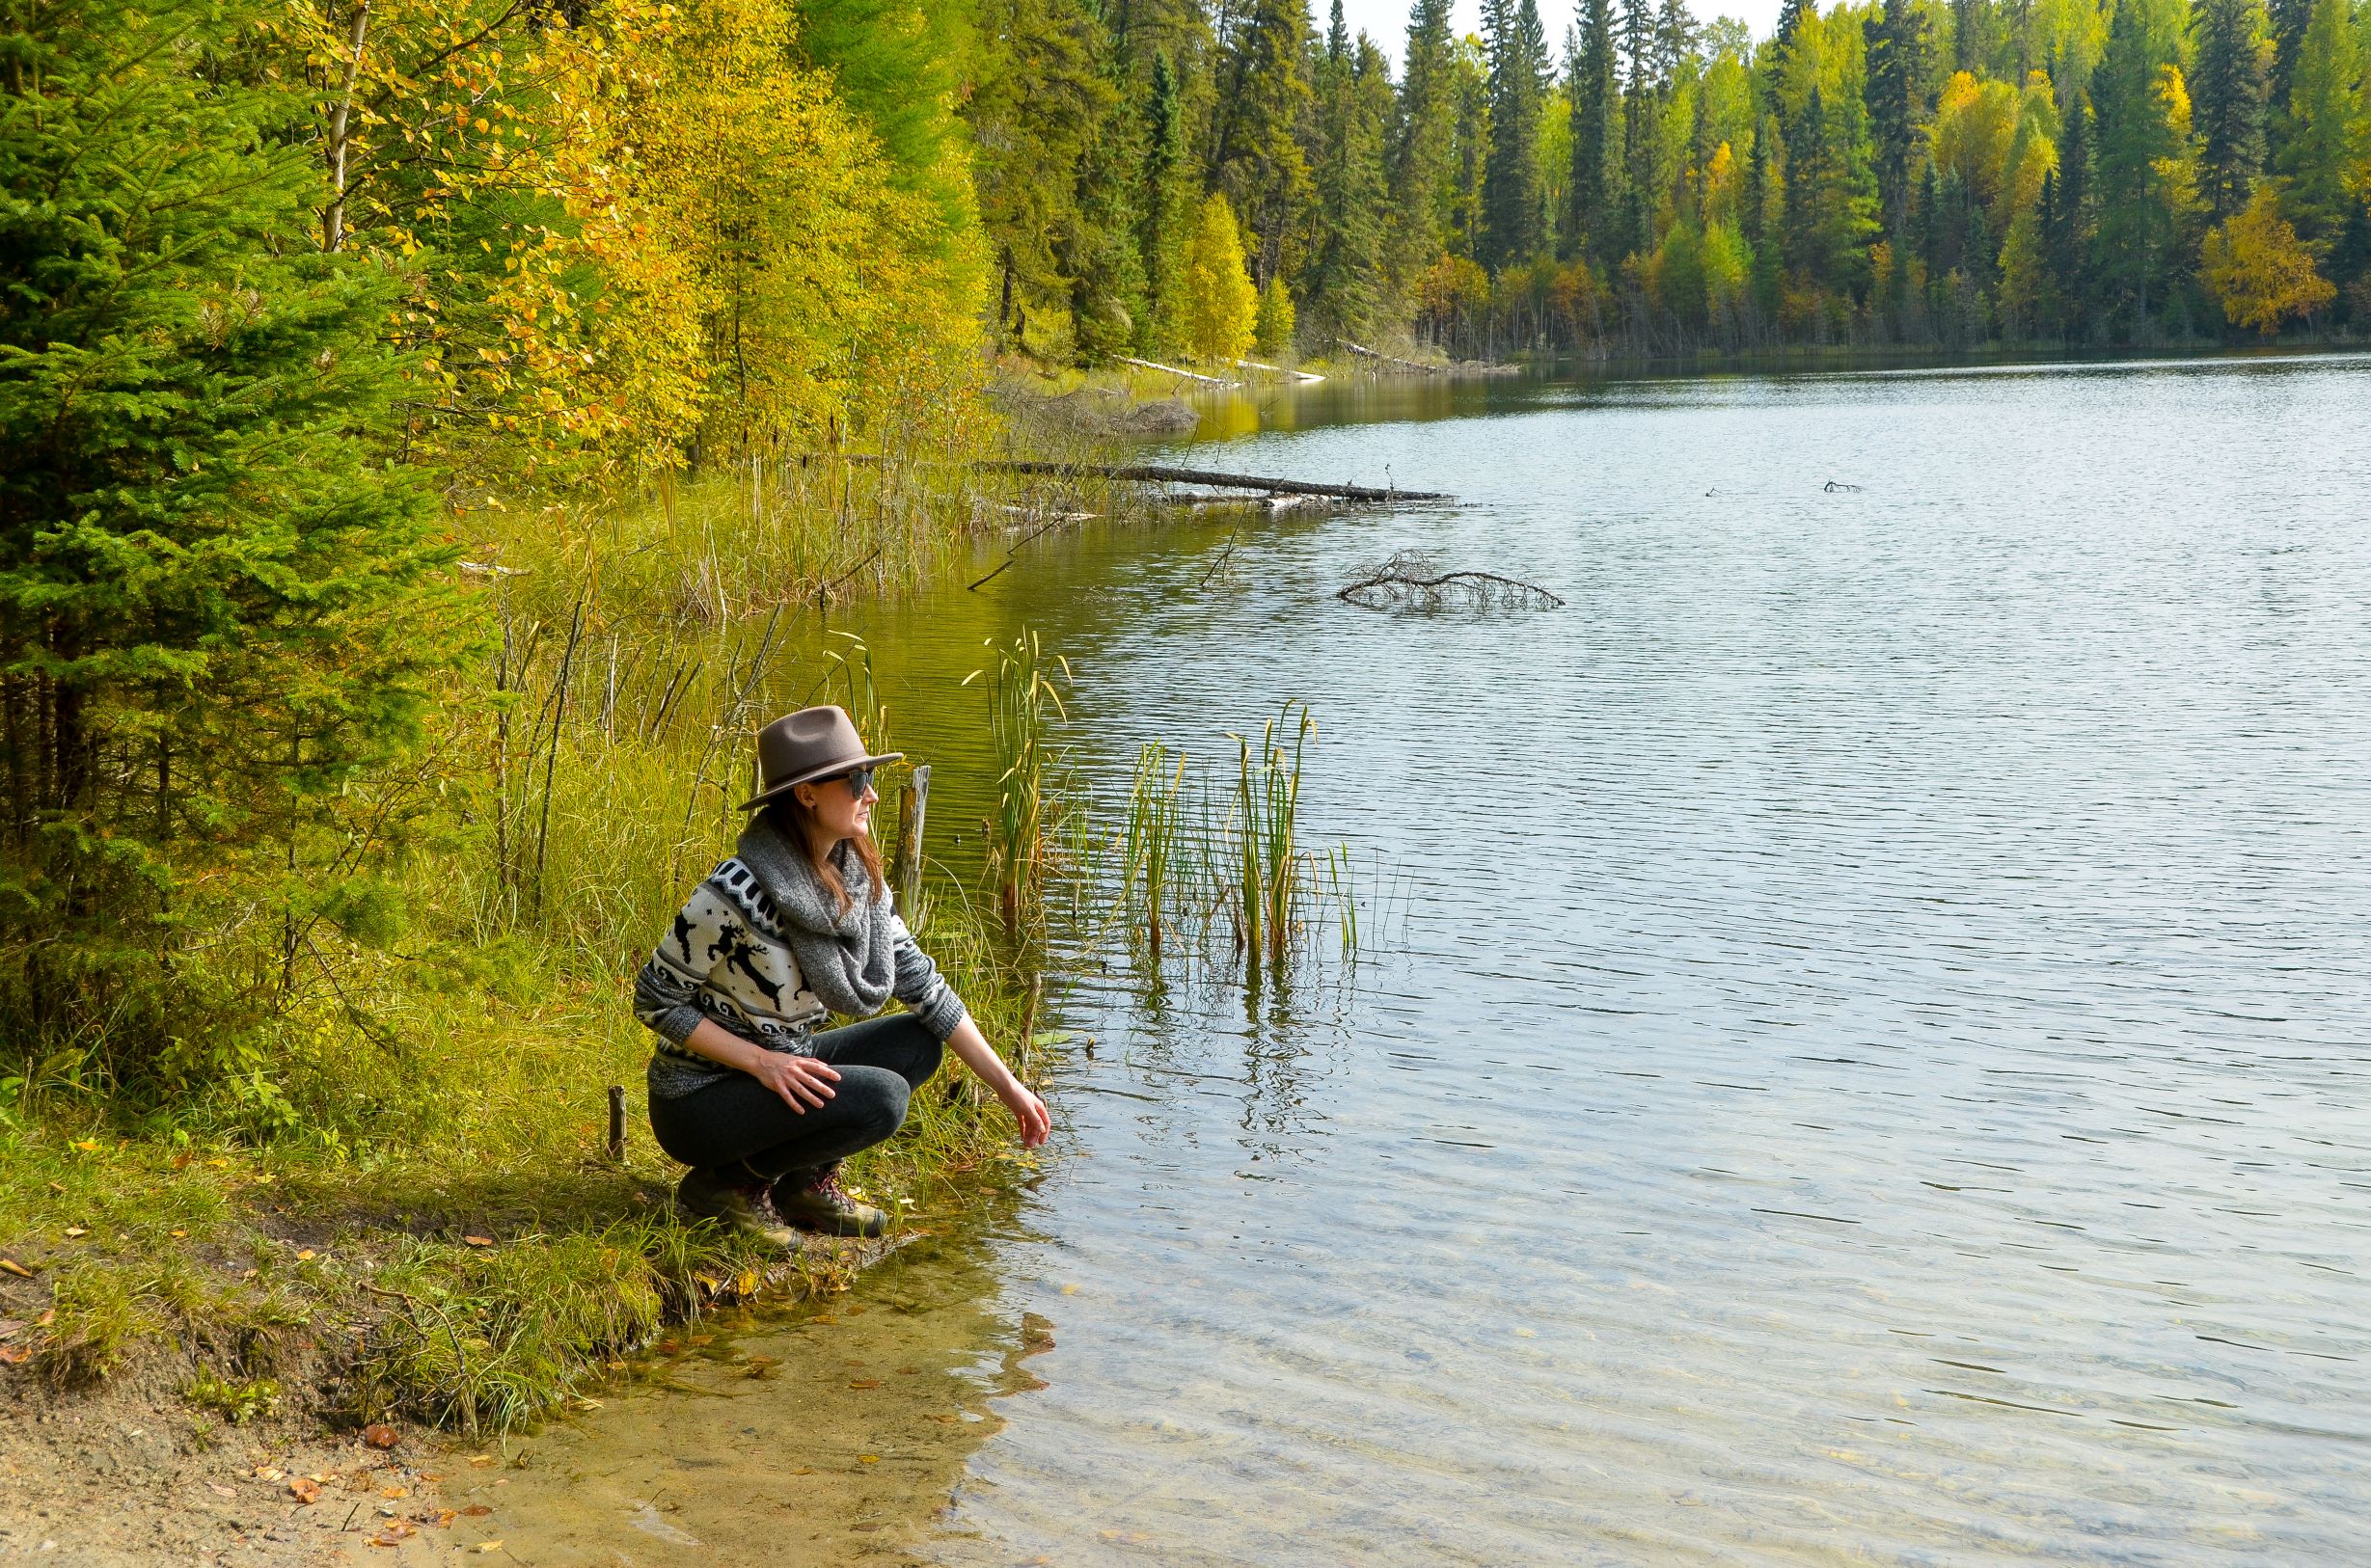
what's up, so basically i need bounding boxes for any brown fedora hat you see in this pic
[739,706,903,811]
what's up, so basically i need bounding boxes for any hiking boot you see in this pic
[676,1168,800,1249]
[772,1164,888,1238]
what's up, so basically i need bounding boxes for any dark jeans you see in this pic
[647,1014,942,1182]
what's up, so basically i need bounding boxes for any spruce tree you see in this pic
[1138,51,1195,352]
[1655,0,1697,83]
[1867,0,1935,239]
[1393,0,1461,282]
[1951,0,1997,74]
[967,0,1116,349]
[1568,0,1621,262]
[2047,91,2096,333]
[2192,0,2272,220]
[2267,0,2314,111]
[0,0,454,1049]
[1482,0,1552,271]
[1449,36,1493,258]
[1307,22,1395,339]
[1618,0,1659,257]
[1211,0,1316,285]
[2274,0,2367,242]
[2089,0,2194,330]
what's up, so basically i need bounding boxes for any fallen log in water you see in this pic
[979,459,1448,502]
[1341,340,1443,373]
[804,449,1450,503]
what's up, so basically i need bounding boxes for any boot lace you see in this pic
[806,1164,853,1207]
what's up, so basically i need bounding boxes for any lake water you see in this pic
[488,354,2371,1564]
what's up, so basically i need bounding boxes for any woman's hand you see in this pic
[749,1050,841,1112]
[943,1016,1052,1149]
[998,1081,1051,1149]
[681,1018,840,1112]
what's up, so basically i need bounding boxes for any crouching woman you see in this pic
[633,706,1049,1242]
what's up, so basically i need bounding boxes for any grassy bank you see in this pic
[0,454,1103,1446]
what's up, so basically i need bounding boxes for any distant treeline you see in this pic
[983,0,2371,359]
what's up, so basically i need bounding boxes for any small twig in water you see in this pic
[1200,518,1246,589]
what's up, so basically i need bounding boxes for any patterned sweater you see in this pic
[633,854,967,1099]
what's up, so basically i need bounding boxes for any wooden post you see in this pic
[893,764,931,915]
[606,1085,625,1162]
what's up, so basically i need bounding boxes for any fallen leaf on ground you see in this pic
[477,1542,503,1554]
[0,1259,36,1279]
[0,1345,30,1365]
[858,1454,879,1464]
[63,1227,85,1238]
[848,1379,882,1390]
[207,1482,236,1498]
[381,1486,410,1499]
[253,1467,285,1481]
[467,1455,496,1468]
[362,1422,399,1449]
[462,1504,494,1517]
[288,1477,321,1504]
[463,1235,493,1247]
[422,1509,458,1527]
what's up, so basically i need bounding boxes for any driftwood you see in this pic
[1233,356,1324,384]
[1116,355,1233,386]
[814,449,1446,502]
[1341,340,1443,373]
[1338,551,1565,611]
[983,459,1447,502]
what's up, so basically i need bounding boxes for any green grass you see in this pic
[0,456,1070,1441]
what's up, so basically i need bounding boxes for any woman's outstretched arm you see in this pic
[943,1016,1050,1148]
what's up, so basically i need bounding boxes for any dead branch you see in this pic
[1337,551,1565,612]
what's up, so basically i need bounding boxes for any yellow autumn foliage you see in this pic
[1932,69,2058,236]
[1179,195,1258,364]
[2202,188,2337,334]
[269,0,983,484]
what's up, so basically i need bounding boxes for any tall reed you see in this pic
[1121,743,1187,958]
[1231,702,1314,974]
[965,628,1073,931]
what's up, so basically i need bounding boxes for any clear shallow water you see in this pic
[504,354,2371,1563]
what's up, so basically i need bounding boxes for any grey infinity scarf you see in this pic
[732,814,896,1019]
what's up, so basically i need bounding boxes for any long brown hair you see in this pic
[766,789,886,918]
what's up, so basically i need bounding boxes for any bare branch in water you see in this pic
[1336,551,1565,611]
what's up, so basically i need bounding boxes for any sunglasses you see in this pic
[832,764,876,798]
